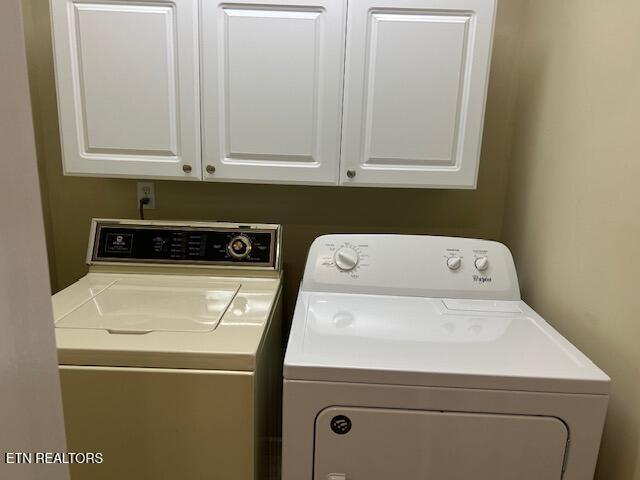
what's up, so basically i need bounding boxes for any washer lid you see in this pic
[55,277,239,334]
[284,293,610,394]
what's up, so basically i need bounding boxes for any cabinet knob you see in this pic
[346,169,356,179]
[182,164,192,174]
[206,164,216,174]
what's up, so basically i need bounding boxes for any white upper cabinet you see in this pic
[51,0,201,179]
[340,0,496,188]
[50,0,495,187]
[200,0,346,185]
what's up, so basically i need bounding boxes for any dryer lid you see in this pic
[55,277,240,334]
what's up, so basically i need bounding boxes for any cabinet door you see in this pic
[340,0,496,188]
[201,0,346,185]
[51,0,200,179]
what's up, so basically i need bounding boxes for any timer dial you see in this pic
[334,247,359,272]
[447,256,462,270]
[228,235,252,259]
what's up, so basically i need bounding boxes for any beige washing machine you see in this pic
[52,219,283,480]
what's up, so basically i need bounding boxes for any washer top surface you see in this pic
[53,219,283,371]
[284,234,609,395]
[56,276,240,334]
[54,272,281,371]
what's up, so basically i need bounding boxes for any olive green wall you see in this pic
[502,1,640,478]
[22,0,526,321]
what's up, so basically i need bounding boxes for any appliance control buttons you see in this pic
[228,235,252,259]
[475,256,489,271]
[334,247,359,271]
[447,256,462,270]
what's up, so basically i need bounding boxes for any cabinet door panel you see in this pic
[51,0,200,179]
[341,0,496,188]
[201,0,345,184]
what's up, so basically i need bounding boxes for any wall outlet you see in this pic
[136,181,155,209]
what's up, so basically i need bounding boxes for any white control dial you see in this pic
[475,256,489,271]
[334,247,360,271]
[447,256,462,270]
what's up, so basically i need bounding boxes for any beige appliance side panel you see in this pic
[60,366,254,480]
[314,407,567,480]
[253,288,284,480]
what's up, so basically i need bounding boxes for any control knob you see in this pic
[475,256,489,271]
[334,247,359,272]
[228,235,252,259]
[446,256,462,270]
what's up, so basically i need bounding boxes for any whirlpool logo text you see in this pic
[472,275,492,284]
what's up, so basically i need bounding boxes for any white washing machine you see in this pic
[283,234,609,480]
[52,219,283,480]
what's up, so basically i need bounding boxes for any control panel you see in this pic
[302,234,520,301]
[88,219,281,269]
